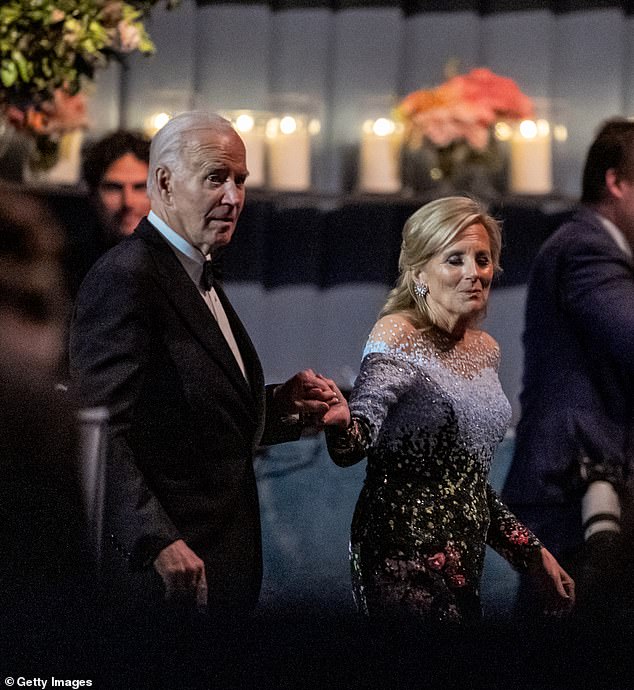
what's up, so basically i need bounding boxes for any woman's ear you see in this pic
[415,268,428,285]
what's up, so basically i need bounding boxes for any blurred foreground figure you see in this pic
[503,118,634,623]
[0,184,92,663]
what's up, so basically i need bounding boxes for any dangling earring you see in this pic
[414,282,429,299]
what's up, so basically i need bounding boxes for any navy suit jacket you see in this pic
[502,207,634,553]
[69,218,298,613]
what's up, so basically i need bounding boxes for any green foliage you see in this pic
[0,0,176,105]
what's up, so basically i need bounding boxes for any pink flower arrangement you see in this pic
[0,1,177,169]
[397,68,534,151]
[5,88,89,138]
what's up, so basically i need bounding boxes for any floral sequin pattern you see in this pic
[327,316,542,623]
[351,541,473,624]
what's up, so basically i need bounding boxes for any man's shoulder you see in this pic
[75,224,159,305]
[553,206,601,236]
[539,207,612,257]
[88,222,155,274]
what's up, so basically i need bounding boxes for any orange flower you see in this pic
[3,88,88,137]
[397,68,534,149]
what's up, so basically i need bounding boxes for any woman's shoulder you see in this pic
[468,328,498,348]
[364,313,418,355]
[466,329,501,367]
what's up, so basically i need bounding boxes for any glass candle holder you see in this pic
[358,115,403,194]
[221,110,268,188]
[265,93,321,192]
[508,118,552,195]
[266,113,313,191]
[501,99,563,196]
[139,89,192,138]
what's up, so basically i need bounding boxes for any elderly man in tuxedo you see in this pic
[70,112,336,621]
[503,118,634,620]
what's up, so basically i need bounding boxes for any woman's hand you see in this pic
[315,374,351,429]
[529,547,575,617]
[274,368,339,420]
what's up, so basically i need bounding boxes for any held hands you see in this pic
[275,368,342,425]
[528,546,575,618]
[153,538,208,611]
[316,374,350,428]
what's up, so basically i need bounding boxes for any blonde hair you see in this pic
[380,196,502,329]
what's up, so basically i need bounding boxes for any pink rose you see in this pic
[117,20,141,52]
[510,530,529,545]
[427,553,446,571]
[449,574,466,588]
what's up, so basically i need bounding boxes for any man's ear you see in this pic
[154,166,172,203]
[605,168,623,199]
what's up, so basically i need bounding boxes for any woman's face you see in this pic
[418,222,494,330]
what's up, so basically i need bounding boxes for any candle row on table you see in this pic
[145,110,565,195]
[361,116,564,196]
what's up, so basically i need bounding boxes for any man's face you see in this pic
[98,153,151,238]
[166,127,248,256]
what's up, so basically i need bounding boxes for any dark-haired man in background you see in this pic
[82,129,151,244]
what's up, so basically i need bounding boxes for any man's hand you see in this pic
[153,539,208,610]
[274,368,339,423]
[317,375,351,429]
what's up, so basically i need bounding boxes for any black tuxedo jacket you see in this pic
[70,218,298,612]
[502,207,634,553]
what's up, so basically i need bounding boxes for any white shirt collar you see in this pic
[148,210,209,263]
[148,210,210,287]
[594,211,633,259]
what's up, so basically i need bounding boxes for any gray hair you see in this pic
[381,196,502,329]
[147,111,235,195]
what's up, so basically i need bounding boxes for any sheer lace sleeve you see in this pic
[485,484,543,571]
[325,315,419,468]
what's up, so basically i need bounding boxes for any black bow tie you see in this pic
[201,260,222,291]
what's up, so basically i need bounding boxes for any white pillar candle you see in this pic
[24,130,84,186]
[509,119,553,195]
[266,116,311,191]
[233,113,265,188]
[359,118,401,194]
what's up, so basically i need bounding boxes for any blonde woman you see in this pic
[321,196,574,623]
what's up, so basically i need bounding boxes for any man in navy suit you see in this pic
[503,119,634,618]
[70,112,336,623]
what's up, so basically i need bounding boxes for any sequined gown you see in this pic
[327,316,542,623]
